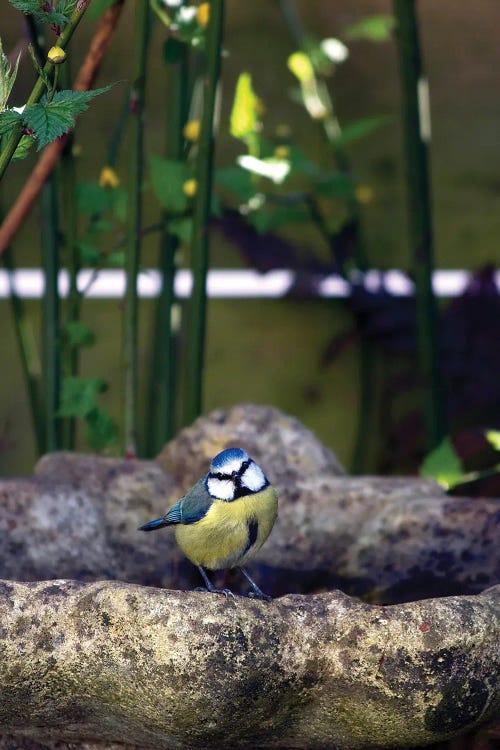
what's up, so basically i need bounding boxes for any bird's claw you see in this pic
[247,590,272,602]
[194,586,236,599]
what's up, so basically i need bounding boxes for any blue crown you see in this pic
[210,447,249,470]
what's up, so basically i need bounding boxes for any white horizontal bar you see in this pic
[0,269,497,300]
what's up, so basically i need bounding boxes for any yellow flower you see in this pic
[287,52,314,83]
[183,120,201,142]
[197,2,210,27]
[47,46,66,64]
[273,145,290,160]
[183,178,198,197]
[99,166,120,189]
[355,185,374,205]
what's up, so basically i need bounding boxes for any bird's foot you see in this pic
[194,586,236,599]
[247,590,272,602]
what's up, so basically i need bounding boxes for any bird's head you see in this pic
[206,448,269,501]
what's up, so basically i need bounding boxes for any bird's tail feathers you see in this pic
[138,517,171,532]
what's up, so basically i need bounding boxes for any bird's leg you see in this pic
[196,565,235,598]
[239,566,272,601]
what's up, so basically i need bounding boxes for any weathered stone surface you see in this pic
[0,417,497,601]
[156,403,346,491]
[0,580,498,750]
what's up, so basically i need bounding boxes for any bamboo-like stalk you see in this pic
[59,58,79,450]
[122,1,150,456]
[394,0,445,449]
[0,1,91,182]
[41,175,62,451]
[147,42,189,456]
[183,0,224,426]
[2,245,45,455]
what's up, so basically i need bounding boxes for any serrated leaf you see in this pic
[8,0,70,26]
[58,377,107,418]
[13,134,34,160]
[230,72,261,141]
[23,86,111,149]
[64,321,96,348]
[485,430,500,451]
[85,406,118,450]
[333,115,390,146]
[0,108,22,135]
[420,436,464,490]
[343,15,395,43]
[149,155,189,213]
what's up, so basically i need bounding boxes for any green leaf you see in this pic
[58,377,107,418]
[420,437,464,490]
[23,86,111,149]
[250,207,310,234]
[168,217,193,243]
[12,134,34,160]
[230,72,261,142]
[149,155,189,213]
[333,115,390,146]
[85,406,118,450]
[8,0,70,26]
[215,166,254,200]
[77,240,100,265]
[106,251,125,267]
[0,108,22,135]
[86,0,116,22]
[343,15,395,43]
[485,430,500,451]
[77,183,113,214]
[0,38,20,110]
[64,321,96,348]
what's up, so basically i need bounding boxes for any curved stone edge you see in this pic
[0,580,498,750]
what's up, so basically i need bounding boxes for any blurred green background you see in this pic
[1,0,499,475]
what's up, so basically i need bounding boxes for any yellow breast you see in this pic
[175,485,278,570]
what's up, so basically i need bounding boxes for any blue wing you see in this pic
[139,478,213,532]
[166,478,213,525]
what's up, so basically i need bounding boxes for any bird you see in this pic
[139,448,278,599]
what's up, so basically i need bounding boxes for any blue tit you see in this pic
[139,448,278,599]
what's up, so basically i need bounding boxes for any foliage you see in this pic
[8,0,76,28]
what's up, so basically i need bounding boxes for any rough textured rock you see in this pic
[156,403,346,490]
[0,580,498,750]
[0,413,497,601]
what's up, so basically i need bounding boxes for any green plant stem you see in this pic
[394,0,445,450]
[147,40,189,456]
[2,245,45,455]
[41,175,62,451]
[59,58,79,450]
[183,0,224,427]
[122,0,150,456]
[0,1,91,182]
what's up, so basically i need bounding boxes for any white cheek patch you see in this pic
[207,476,236,501]
[241,462,267,492]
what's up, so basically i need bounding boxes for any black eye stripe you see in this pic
[211,459,252,482]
